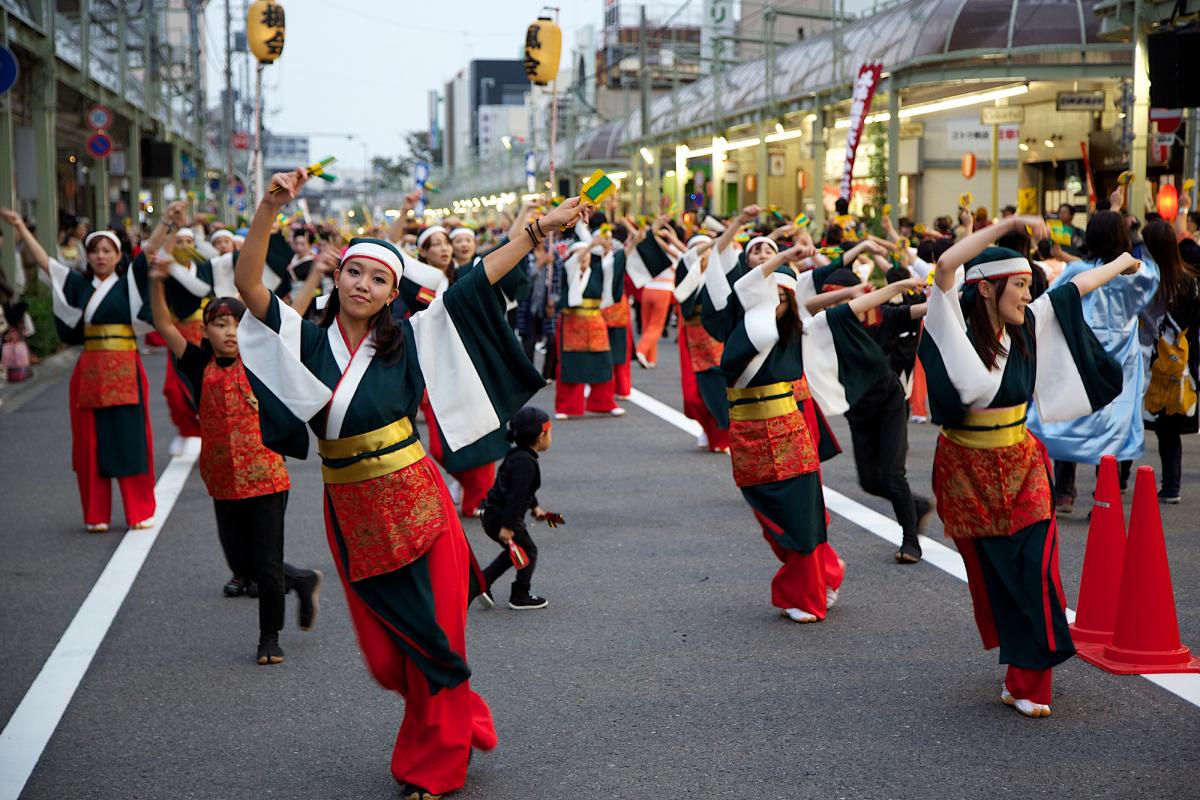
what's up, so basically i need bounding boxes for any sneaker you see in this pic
[1055,494,1074,515]
[476,590,495,609]
[635,351,651,368]
[1159,490,1182,505]
[402,785,443,800]
[610,407,626,417]
[508,593,548,610]
[696,432,710,450]
[223,575,247,597]
[554,412,569,420]
[296,570,323,631]
[256,636,284,665]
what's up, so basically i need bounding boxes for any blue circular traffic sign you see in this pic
[86,132,113,159]
[0,46,18,95]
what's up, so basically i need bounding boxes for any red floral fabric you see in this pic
[601,298,631,328]
[729,410,819,487]
[792,376,812,403]
[75,350,140,408]
[198,359,291,500]
[684,322,724,372]
[561,312,611,353]
[175,318,205,346]
[327,457,449,582]
[933,432,1052,539]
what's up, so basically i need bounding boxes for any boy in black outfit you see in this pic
[478,406,557,610]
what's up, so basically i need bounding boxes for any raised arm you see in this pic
[388,190,422,244]
[1069,252,1142,298]
[848,277,924,316]
[289,241,338,316]
[716,205,760,253]
[505,197,540,242]
[0,209,50,273]
[147,257,189,358]
[237,169,309,320]
[757,242,817,277]
[144,200,189,255]
[934,215,1049,292]
[840,238,888,266]
[482,197,586,286]
[804,282,869,314]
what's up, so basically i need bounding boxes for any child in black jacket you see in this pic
[478,406,557,610]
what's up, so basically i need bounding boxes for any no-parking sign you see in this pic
[86,132,113,159]
[0,46,17,95]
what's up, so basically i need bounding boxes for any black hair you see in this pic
[1084,210,1132,265]
[834,198,849,215]
[967,275,1033,371]
[776,288,802,343]
[822,267,859,288]
[824,224,844,246]
[291,228,315,244]
[507,405,551,447]
[203,296,247,325]
[1029,263,1048,300]
[1143,220,1200,310]
[995,229,1032,259]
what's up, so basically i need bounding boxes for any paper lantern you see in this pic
[247,1,286,64]
[1157,183,1179,221]
[961,153,976,179]
[524,17,561,85]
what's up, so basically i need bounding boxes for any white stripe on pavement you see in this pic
[625,387,1200,709]
[0,453,197,800]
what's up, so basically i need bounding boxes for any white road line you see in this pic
[0,453,197,800]
[625,387,1200,709]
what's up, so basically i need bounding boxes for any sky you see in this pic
[205,0,878,168]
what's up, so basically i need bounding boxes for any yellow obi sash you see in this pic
[727,381,797,421]
[318,418,426,484]
[83,323,138,352]
[941,404,1027,449]
[563,298,601,316]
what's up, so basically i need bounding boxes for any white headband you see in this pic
[341,240,404,284]
[449,227,475,241]
[687,235,713,249]
[210,229,234,243]
[175,227,195,240]
[745,236,778,255]
[771,271,798,292]
[964,257,1031,284]
[85,231,122,251]
[417,225,447,249]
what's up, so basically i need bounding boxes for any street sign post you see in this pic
[86,104,114,131]
[85,132,113,159]
[981,106,1024,126]
[0,46,18,95]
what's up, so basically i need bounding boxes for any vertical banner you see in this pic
[525,151,537,193]
[414,160,429,215]
[839,62,883,202]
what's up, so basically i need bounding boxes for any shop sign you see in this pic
[899,122,924,139]
[981,106,1024,126]
[1056,91,1105,112]
[946,121,1019,154]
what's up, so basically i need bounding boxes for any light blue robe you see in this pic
[1029,255,1160,463]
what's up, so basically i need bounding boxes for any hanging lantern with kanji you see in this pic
[524,17,561,85]
[247,1,286,64]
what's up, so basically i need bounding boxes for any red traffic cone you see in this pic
[1079,465,1200,674]
[1070,455,1126,651]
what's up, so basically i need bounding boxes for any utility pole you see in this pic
[224,0,235,224]
[187,0,203,205]
[639,5,652,214]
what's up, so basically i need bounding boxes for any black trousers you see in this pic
[845,379,927,543]
[213,490,309,637]
[1053,459,1132,499]
[480,511,538,598]
[1155,429,1183,495]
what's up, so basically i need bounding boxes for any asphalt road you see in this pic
[2,340,1198,800]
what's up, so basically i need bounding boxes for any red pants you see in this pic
[612,324,632,397]
[758,512,844,619]
[422,400,497,515]
[163,353,202,438]
[636,288,673,364]
[325,483,497,794]
[69,361,157,527]
[555,379,616,416]
[677,326,729,451]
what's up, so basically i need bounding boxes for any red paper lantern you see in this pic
[961,153,976,179]
[1157,183,1179,221]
